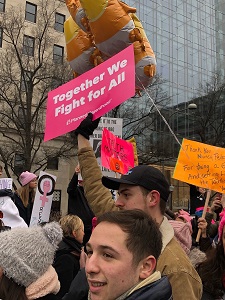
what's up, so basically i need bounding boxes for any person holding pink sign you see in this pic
[73,113,202,300]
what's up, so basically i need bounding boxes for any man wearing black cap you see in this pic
[75,113,202,300]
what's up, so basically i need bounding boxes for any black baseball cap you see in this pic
[102,165,170,202]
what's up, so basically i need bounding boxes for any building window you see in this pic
[25,2,37,23]
[23,35,35,56]
[54,13,65,32]
[53,45,64,64]
[14,153,25,175]
[52,190,61,211]
[21,70,32,91]
[47,157,59,170]
[0,27,2,47]
[0,0,5,12]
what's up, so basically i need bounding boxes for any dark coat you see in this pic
[62,268,88,300]
[63,271,172,300]
[0,189,14,200]
[67,173,95,245]
[14,192,33,226]
[125,276,172,300]
[38,294,62,300]
[53,237,82,298]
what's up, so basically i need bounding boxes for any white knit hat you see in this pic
[0,222,62,287]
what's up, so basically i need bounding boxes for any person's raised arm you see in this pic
[73,113,118,216]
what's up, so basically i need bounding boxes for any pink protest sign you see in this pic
[44,45,135,141]
[101,128,134,174]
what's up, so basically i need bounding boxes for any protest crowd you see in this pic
[0,114,225,300]
[1,0,225,297]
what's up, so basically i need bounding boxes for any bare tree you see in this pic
[0,1,74,186]
[193,73,225,147]
[107,74,172,164]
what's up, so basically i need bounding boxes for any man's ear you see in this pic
[139,256,156,279]
[147,190,160,207]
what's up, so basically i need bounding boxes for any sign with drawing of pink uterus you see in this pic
[44,45,135,141]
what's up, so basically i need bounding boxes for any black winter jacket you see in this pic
[67,173,95,245]
[14,192,33,226]
[38,294,62,300]
[125,276,172,300]
[53,237,82,298]
[0,189,14,200]
[62,268,88,300]
[63,271,172,300]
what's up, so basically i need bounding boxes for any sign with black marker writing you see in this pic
[173,138,225,193]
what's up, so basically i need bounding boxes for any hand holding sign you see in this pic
[73,113,101,140]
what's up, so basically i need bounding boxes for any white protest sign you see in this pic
[0,178,13,190]
[90,117,123,177]
[29,171,56,226]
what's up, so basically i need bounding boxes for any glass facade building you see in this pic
[126,0,225,106]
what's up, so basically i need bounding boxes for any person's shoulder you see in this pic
[163,237,191,262]
[158,237,200,278]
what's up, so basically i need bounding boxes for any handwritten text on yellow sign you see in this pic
[173,139,225,193]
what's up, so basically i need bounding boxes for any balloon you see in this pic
[130,13,156,89]
[79,0,137,57]
[64,16,95,76]
[64,0,156,90]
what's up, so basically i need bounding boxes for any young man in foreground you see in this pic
[85,209,172,300]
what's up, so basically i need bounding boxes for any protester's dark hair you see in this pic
[97,209,162,266]
[196,241,225,298]
[0,274,28,300]
[139,186,166,215]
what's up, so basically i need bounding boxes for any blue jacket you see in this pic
[125,276,172,300]
[63,270,172,300]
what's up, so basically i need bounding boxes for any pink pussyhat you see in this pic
[218,212,225,241]
[19,171,37,186]
[177,209,192,223]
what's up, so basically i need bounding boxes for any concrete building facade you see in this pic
[0,0,75,217]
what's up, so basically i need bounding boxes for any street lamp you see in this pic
[188,103,197,110]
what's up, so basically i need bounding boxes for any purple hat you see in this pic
[19,171,37,186]
[102,165,170,202]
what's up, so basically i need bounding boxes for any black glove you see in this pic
[73,113,101,140]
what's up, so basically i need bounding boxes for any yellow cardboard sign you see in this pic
[173,138,225,193]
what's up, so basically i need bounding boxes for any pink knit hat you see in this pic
[169,220,192,255]
[19,171,37,186]
[177,209,192,224]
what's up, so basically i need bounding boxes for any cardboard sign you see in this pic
[90,117,123,177]
[44,45,135,141]
[29,171,56,226]
[101,128,134,174]
[0,178,12,190]
[173,138,225,193]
